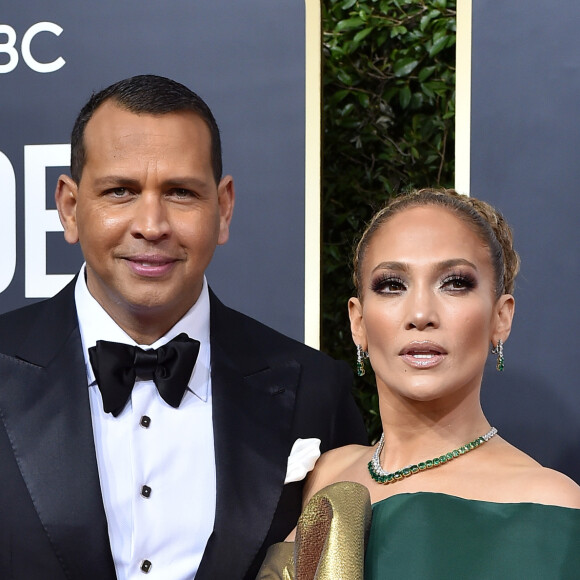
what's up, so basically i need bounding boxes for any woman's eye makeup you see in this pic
[440,271,477,291]
[369,269,477,294]
[370,274,407,294]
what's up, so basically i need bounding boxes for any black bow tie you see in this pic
[88,333,200,417]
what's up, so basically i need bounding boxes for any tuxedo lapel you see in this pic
[0,282,116,579]
[196,294,301,579]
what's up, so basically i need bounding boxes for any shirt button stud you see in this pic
[140,416,151,428]
[141,485,152,498]
[140,560,152,573]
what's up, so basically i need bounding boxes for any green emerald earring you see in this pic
[491,339,504,371]
[356,344,368,377]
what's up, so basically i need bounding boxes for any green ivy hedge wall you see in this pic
[320,0,456,441]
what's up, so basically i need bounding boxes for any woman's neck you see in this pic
[376,394,490,472]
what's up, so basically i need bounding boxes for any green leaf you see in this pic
[418,65,436,82]
[376,31,389,47]
[390,25,408,38]
[337,69,354,86]
[336,17,365,31]
[331,89,351,104]
[353,27,373,43]
[339,102,355,117]
[410,92,424,109]
[429,30,450,57]
[341,0,357,9]
[420,9,441,31]
[393,57,419,77]
[359,8,371,20]
[421,83,435,99]
[398,85,412,108]
[424,80,449,97]
[357,92,370,108]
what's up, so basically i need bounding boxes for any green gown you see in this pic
[365,492,580,579]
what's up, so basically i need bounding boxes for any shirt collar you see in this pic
[75,264,211,401]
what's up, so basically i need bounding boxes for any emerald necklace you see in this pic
[368,427,498,484]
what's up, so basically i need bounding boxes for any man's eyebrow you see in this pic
[91,176,211,190]
[92,176,140,189]
[161,177,210,189]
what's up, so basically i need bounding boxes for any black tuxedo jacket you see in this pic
[0,281,367,579]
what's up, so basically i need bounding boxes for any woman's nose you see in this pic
[404,287,439,330]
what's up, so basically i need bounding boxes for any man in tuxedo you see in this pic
[0,75,367,579]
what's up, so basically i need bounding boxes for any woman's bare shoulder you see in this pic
[491,441,580,508]
[302,444,371,506]
[516,465,580,508]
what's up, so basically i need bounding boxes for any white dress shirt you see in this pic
[75,265,215,579]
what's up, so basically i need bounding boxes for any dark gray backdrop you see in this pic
[470,0,580,482]
[0,1,307,340]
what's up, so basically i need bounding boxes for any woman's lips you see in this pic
[399,341,447,369]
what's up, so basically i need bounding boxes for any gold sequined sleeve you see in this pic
[257,481,372,580]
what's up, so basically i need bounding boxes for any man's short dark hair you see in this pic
[70,74,222,184]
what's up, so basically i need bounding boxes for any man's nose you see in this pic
[130,194,171,240]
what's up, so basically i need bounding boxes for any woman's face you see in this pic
[349,205,514,406]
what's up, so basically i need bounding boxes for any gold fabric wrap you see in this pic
[257,481,372,580]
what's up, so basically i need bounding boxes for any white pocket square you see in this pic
[284,437,321,484]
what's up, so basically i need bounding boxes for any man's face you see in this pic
[56,101,234,338]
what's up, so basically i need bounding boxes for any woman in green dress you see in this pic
[261,189,580,579]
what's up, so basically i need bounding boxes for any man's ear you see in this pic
[492,293,515,345]
[216,175,235,246]
[348,297,367,350]
[55,175,79,244]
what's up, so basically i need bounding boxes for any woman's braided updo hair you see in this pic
[353,188,520,298]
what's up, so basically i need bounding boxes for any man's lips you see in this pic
[399,341,447,368]
[123,255,180,277]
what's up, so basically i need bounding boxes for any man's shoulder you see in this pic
[0,297,51,323]
[210,293,343,368]
[0,300,48,348]
[0,282,76,353]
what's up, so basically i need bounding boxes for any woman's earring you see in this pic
[356,344,369,377]
[491,339,504,371]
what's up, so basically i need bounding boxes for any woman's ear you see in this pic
[348,297,367,350]
[492,294,515,345]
